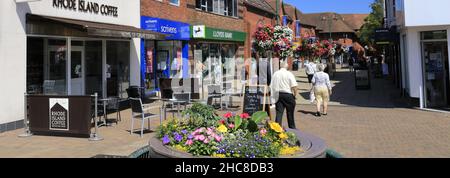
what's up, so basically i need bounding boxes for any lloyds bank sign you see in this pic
[52,0,119,17]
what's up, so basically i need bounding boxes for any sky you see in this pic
[283,0,373,14]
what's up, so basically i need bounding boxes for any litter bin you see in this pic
[354,67,371,90]
[292,60,299,71]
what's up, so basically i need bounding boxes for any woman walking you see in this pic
[312,64,332,117]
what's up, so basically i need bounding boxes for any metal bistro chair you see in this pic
[207,85,222,109]
[106,97,122,124]
[129,98,162,138]
[173,92,191,111]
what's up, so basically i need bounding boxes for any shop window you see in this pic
[27,37,45,94]
[85,41,103,97]
[421,30,447,41]
[46,39,68,95]
[107,41,130,98]
[145,41,156,92]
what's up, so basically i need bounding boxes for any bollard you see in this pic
[419,86,424,109]
[19,93,33,138]
[89,93,104,141]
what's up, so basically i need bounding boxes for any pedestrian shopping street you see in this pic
[1,66,449,158]
[290,66,450,157]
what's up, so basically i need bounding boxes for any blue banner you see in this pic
[282,15,288,26]
[296,21,301,37]
[141,16,191,40]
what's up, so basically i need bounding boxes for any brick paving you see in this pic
[286,66,450,158]
[1,66,450,158]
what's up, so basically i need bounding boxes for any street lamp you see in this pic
[321,14,339,42]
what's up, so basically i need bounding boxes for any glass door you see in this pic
[423,41,449,108]
[70,44,84,95]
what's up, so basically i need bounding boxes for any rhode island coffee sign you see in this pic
[49,98,69,131]
[52,0,119,17]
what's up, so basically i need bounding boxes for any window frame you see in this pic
[169,0,180,6]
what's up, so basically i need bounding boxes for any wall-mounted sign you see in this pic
[191,25,246,42]
[49,98,69,131]
[141,16,191,40]
[192,25,206,38]
[52,0,118,17]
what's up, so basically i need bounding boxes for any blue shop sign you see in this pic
[141,16,190,40]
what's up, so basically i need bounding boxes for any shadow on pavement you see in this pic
[299,67,410,109]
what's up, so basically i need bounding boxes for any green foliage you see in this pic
[251,111,268,124]
[358,0,385,45]
[247,120,259,132]
[188,141,219,156]
[157,119,188,139]
[234,116,242,131]
[286,132,298,147]
[181,103,220,129]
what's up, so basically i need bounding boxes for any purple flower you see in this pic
[162,135,170,145]
[187,134,194,140]
[174,133,183,143]
[181,130,188,135]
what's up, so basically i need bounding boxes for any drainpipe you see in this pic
[276,0,279,25]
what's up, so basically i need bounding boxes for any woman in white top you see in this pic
[312,64,332,117]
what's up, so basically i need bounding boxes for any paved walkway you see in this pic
[1,66,449,158]
[284,66,450,157]
[0,109,161,158]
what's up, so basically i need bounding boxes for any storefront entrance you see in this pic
[421,31,450,109]
[27,37,130,98]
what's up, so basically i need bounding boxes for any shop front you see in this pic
[190,25,247,100]
[420,30,450,110]
[0,0,165,132]
[141,16,191,94]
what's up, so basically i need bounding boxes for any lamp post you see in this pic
[321,14,339,42]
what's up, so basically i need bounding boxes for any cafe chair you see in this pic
[129,98,162,138]
[173,92,191,109]
[106,97,122,124]
[207,85,222,109]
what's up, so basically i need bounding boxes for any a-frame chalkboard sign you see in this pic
[241,85,268,116]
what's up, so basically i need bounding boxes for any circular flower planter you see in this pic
[148,129,327,158]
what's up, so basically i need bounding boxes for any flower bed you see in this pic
[149,103,327,158]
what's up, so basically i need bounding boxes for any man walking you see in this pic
[270,61,298,129]
[305,60,317,87]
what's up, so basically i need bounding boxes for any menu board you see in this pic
[242,85,267,116]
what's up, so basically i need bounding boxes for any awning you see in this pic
[26,14,168,40]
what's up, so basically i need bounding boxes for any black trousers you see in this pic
[275,93,296,129]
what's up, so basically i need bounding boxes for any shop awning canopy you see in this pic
[26,14,169,40]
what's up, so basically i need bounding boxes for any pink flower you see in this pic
[206,128,213,135]
[228,124,235,129]
[193,128,204,135]
[198,135,206,141]
[240,113,250,119]
[260,128,267,136]
[214,135,222,142]
[203,138,209,144]
[224,112,233,118]
[185,140,193,146]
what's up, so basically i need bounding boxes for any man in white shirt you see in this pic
[270,61,298,129]
[305,61,317,87]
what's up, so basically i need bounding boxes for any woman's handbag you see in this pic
[309,88,316,103]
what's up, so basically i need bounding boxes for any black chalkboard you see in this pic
[242,85,267,116]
